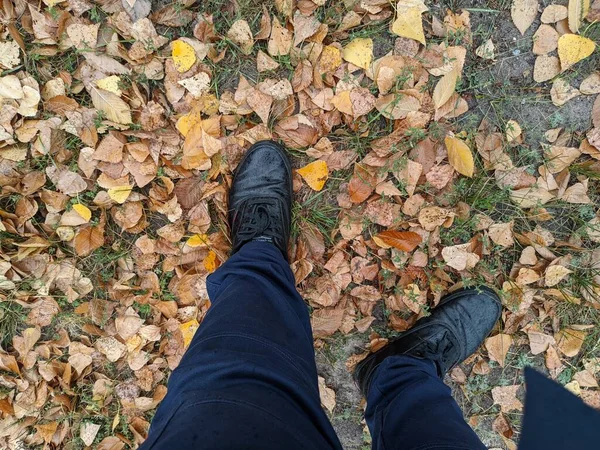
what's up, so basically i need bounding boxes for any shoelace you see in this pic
[236,198,283,241]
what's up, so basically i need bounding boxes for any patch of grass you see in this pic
[292,190,340,245]
[0,301,26,349]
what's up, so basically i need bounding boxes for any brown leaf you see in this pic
[311,307,344,338]
[375,231,422,252]
[492,385,523,412]
[268,16,293,56]
[555,328,586,357]
[74,226,105,257]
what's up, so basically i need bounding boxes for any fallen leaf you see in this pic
[74,226,105,256]
[442,243,480,271]
[391,6,426,45]
[268,17,293,56]
[492,385,523,412]
[568,0,590,33]
[545,265,572,287]
[342,38,373,70]
[511,0,539,35]
[486,334,513,367]
[172,39,196,72]
[532,24,559,55]
[227,20,254,55]
[89,86,131,124]
[580,72,600,94]
[257,50,280,72]
[550,78,581,106]
[108,186,133,204]
[72,204,92,223]
[489,222,515,248]
[375,230,422,252]
[534,55,561,82]
[445,136,474,177]
[180,319,199,348]
[475,39,495,59]
[555,328,586,357]
[96,75,122,96]
[375,93,421,119]
[433,67,459,109]
[297,160,328,191]
[558,34,596,71]
[541,4,568,23]
[80,422,101,447]
[318,376,336,413]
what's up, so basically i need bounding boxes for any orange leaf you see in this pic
[74,226,105,256]
[375,230,422,252]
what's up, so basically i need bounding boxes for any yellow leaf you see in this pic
[186,234,210,247]
[72,204,91,222]
[558,34,596,71]
[96,75,122,96]
[176,110,202,137]
[180,319,199,348]
[203,250,217,273]
[432,67,458,109]
[111,414,120,432]
[107,186,132,204]
[568,0,590,33]
[342,38,373,70]
[331,90,353,115]
[391,7,426,45]
[297,160,329,191]
[445,136,474,177]
[172,40,196,73]
[320,45,342,73]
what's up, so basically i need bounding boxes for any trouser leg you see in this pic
[366,355,486,450]
[142,242,342,450]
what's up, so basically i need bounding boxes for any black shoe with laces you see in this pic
[353,286,502,397]
[229,140,292,260]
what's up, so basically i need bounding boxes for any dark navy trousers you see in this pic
[141,241,485,449]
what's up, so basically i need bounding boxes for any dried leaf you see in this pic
[342,38,373,70]
[80,422,101,447]
[375,230,422,252]
[568,0,590,33]
[445,136,474,177]
[297,160,329,191]
[486,334,513,367]
[433,67,458,109]
[558,34,596,72]
[391,6,426,45]
[492,385,523,412]
[172,39,197,72]
[268,17,293,56]
[90,86,132,125]
[227,20,254,55]
[545,265,572,287]
[555,328,586,357]
[511,0,539,35]
[74,226,105,256]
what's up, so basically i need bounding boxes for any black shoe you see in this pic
[229,140,292,260]
[354,286,502,397]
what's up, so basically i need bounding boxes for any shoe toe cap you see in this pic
[445,287,502,355]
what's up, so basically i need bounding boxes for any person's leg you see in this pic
[355,287,501,450]
[142,141,342,450]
